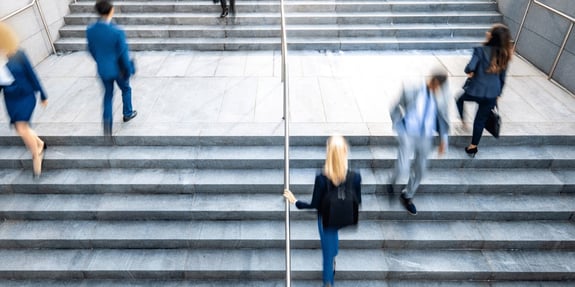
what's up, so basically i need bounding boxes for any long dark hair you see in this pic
[484,23,512,74]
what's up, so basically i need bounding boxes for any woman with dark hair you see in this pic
[457,23,512,156]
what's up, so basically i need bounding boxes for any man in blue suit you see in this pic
[86,0,137,136]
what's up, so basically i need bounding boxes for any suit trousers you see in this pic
[456,93,497,145]
[220,0,235,11]
[318,216,338,286]
[390,134,432,199]
[101,76,133,135]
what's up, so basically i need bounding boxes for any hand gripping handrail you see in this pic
[515,0,574,79]
[1,0,56,54]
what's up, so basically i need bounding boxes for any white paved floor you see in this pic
[1,50,574,137]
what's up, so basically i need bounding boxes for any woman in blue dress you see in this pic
[0,22,48,178]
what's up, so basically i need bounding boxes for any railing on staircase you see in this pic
[515,0,574,80]
[279,0,291,286]
[0,0,56,54]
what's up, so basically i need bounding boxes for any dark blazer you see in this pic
[464,46,507,99]
[296,171,362,213]
[86,21,134,80]
[1,50,47,124]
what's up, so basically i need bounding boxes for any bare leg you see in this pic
[14,122,44,176]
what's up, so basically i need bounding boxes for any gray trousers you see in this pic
[389,134,433,199]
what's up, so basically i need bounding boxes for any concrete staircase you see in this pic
[0,135,574,286]
[55,0,503,51]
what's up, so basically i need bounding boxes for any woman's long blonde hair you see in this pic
[0,22,19,56]
[324,135,349,186]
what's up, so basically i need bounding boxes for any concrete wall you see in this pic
[498,0,575,94]
[1,0,72,65]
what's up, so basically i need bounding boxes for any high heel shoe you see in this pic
[465,146,478,158]
[33,142,47,179]
[32,155,43,179]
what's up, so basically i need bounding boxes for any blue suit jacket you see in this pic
[86,20,134,80]
[464,46,507,99]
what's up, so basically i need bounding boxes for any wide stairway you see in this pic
[55,0,502,51]
[0,135,573,286]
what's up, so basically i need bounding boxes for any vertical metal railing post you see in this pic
[279,0,291,285]
[548,21,573,80]
[514,0,533,51]
[513,0,575,80]
[35,0,56,54]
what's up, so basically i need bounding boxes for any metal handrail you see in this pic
[515,0,574,79]
[0,0,56,54]
[1,0,36,21]
[279,0,291,284]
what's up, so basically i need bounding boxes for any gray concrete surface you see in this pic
[1,50,574,138]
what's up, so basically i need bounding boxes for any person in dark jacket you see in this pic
[0,22,48,178]
[86,0,137,136]
[457,23,512,156]
[284,135,361,287]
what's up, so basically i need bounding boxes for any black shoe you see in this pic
[123,111,138,122]
[333,259,336,276]
[400,193,417,215]
[220,8,228,18]
[465,146,478,158]
[387,184,394,194]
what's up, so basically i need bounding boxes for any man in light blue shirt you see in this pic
[389,70,450,215]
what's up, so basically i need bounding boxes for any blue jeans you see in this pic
[101,76,133,134]
[318,216,338,286]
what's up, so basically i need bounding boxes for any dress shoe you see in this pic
[123,110,138,122]
[400,192,417,215]
[220,8,229,18]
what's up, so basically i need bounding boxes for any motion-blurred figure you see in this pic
[86,0,137,137]
[0,22,48,178]
[389,70,450,215]
[457,23,512,156]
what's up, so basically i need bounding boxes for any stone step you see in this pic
[59,24,491,38]
[0,193,573,221]
[1,145,573,169]
[1,135,573,147]
[1,168,573,194]
[0,219,573,250]
[0,279,573,287]
[69,1,499,14]
[63,12,502,26]
[54,36,485,51]
[0,248,572,280]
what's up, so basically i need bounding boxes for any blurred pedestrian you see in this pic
[219,0,235,18]
[86,0,137,137]
[0,22,48,178]
[388,70,450,215]
[284,135,362,287]
[457,23,512,156]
